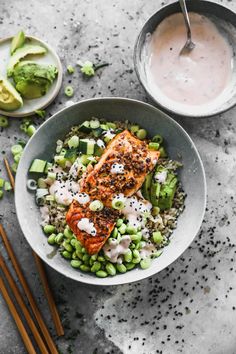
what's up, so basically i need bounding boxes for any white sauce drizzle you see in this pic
[139,242,157,259]
[77,218,97,236]
[40,206,50,226]
[49,180,80,206]
[111,163,125,174]
[97,139,105,149]
[122,195,152,229]
[104,129,115,140]
[154,170,167,184]
[103,235,131,263]
[74,192,90,204]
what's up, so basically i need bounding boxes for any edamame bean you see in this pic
[63,241,73,253]
[70,238,77,248]
[91,261,102,273]
[125,262,136,270]
[136,129,147,140]
[82,254,90,264]
[72,251,78,260]
[62,250,72,259]
[124,249,132,263]
[116,219,123,227]
[81,247,86,254]
[71,260,82,268]
[126,225,137,235]
[43,224,56,235]
[106,263,116,276]
[98,256,105,262]
[116,264,127,273]
[55,233,64,244]
[91,254,98,261]
[75,241,83,252]
[112,227,118,238]
[96,270,108,278]
[118,224,127,235]
[80,265,90,272]
[152,231,163,244]
[47,233,56,245]
[76,250,83,260]
[64,227,73,239]
[130,234,142,242]
[132,250,141,264]
[140,258,151,269]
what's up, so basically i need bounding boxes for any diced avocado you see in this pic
[158,177,177,210]
[10,31,25,55]
[142,172,153,201]
[78,121,91,133]
[150,181,161,207]
[0,76,23,111]
[7,44,47,76]
[79,139,95,155]
[29,159,47,173]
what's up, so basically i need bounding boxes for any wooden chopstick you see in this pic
[0,254,49,354]
[0,224,59,354]
[0,277,37,354]
[33,253,64,337]
[4,157,64,337]
[4,158,15,189]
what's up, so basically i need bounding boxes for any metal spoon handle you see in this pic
[179,0,192,40]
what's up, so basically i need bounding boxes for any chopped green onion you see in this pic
[65,86,74,97]
[0,116,9,128]
[136,129,147,140]
[27,124,36,137]
[27,179,37,191]
[11,163,18,173]
[112,195,126,210]
[67,65,75,74]
[90,119,100,129]
[4,181,12,191]
[79,60,95,77]
[159,147,167,158]
[149,142,159,151]
[89,200,104,212]
[14,153,22,163]
[0,190,3,199]
[68,135,79,148]
[35,110,46,118]
[11,144,23,156]
[152,134,163,144]
[130,125,139,134]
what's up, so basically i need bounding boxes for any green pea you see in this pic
[140,258,151,269]
[91,261,102,273]
[116,219,124,227]
[62,241,73,253]
[124,249,132,263]
[152,231,163,245]
[118,224,127,235]
[116,264,127,273]
[62,250,72,259]
[112,227,118,238]
[126,225,137,235]
[97,256,105,262]
[47,233,56,245]
[80,264,90,272]
[96,270,108,278]
[43,224,56,235]
[72,251,78,260]
[55,233,64,244]
[125,262,136,270]
[71,260,82,268]
[136,129,147,140]
[64,227,73,239]
[106,263,116,276]
[130,234,142,243]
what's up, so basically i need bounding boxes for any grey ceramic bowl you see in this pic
[134,0,236,118]
[15,98,206,286]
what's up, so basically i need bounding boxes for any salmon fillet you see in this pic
[80,130,159,206]
[66,200,119,254]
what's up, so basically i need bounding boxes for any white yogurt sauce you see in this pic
[111,163,125,174]
[97,139,105,149]
[103,235,131,263]
[49,180,80,206]
[139,242,157,259]
[145,12,234,109]
[40,205,50,226]
[75,192,90,204]
[77,218,97,236]
[104,130,115,140]
[154,170,167,184]
[122,195,152,229]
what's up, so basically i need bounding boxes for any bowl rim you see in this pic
[133,0,236,118]
[15,97,207,286]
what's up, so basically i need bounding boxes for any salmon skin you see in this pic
[66,200,119,255]
[80,130,159,206]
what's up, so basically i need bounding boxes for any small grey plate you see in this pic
[15,98,206,286]
[0,36,63,117]
[134,0,236,118]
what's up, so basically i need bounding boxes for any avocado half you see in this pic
[0,76,23,111]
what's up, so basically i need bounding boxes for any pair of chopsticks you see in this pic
[1,158,64,353]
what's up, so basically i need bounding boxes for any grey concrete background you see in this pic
[0,0,236,353]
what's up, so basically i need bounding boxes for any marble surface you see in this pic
[0,0,236,353]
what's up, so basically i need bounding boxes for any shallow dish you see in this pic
[15,98,206,285]
[0,35,63,117]
[134,1,236,118]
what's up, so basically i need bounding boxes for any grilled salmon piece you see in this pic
[66,200,119,255]
[80,130,159,206]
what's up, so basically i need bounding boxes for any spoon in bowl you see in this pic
[179,0,195,55]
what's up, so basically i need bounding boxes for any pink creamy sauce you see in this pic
[147,12,233,105]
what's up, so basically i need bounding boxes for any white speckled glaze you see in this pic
[15,98,206,285]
